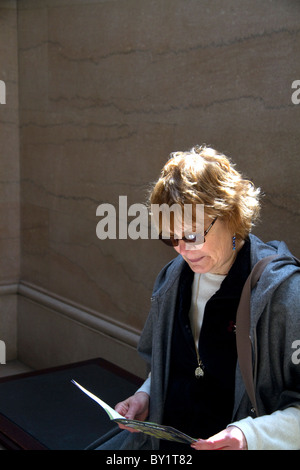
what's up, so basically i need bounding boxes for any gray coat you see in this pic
[114,234,300,450]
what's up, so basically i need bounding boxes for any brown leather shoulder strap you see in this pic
[235,255,277,416]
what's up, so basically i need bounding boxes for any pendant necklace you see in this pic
[192,274,204,378]
[195,348,204,378]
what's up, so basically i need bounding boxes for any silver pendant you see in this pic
[195,365,204,378]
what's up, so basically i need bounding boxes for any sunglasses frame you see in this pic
[159,217,217,247]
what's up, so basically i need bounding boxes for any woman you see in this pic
[100,145,300,450]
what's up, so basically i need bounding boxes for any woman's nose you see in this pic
[174,240,190,254]
[174,240,204,254]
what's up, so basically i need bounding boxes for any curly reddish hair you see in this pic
[149,145,261,240]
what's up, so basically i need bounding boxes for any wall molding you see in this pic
[0,283,18,296]
[1,281,141,349]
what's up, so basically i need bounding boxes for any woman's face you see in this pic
[173,217,238,275]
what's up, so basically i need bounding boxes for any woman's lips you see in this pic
[186,256,205,264]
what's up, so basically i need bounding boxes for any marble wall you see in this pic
[0,1,19,360]
[1,0,300,375]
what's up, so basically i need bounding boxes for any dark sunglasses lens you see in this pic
[183,234,205,244]
[159,234,205,247]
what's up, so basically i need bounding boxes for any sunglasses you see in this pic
[159,218,217,247]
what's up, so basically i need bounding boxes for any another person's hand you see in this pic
[115,392,150,433]
[191,426,247,450]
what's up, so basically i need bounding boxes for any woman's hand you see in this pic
[191,426,248,450]
[115,392,150,433]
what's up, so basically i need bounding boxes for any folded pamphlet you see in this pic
[71,379,196,444]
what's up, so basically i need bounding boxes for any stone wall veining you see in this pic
[0,0,295,371]
[18,0,300,337]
